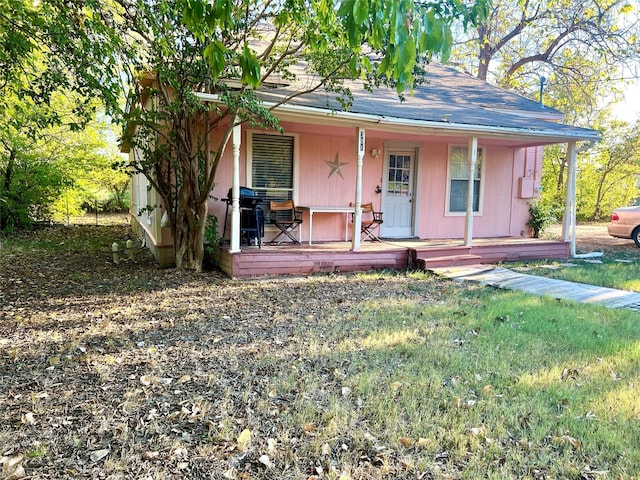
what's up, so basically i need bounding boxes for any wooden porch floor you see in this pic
[214,237,570,278]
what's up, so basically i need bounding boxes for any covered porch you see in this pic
[213,118,582,279]
[190,63,601,279]
[126,62,601,273]
[208,95,592,278]
[213,236,569,278]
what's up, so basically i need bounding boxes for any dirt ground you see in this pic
[0,223,451,479]
[543,223,640,258]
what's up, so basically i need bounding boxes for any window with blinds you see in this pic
[448,146,483,213]
[251,133,294,222]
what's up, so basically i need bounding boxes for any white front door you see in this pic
[381,150,415,238]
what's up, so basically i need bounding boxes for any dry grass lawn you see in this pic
[1,221,639,479]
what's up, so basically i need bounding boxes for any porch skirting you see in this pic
[213,238,570,279]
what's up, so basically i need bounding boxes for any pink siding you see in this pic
[207,122,543,244]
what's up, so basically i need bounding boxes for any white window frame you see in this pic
[134,170,152,226]
[445,144,485,216]
[246,131,299,223]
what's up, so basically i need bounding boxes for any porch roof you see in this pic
[198,62,601,148]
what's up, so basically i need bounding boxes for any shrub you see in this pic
[527,200,553,238]
[204,215,220,255]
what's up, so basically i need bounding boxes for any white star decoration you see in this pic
[325,153,348,179]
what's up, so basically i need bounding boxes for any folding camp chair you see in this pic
[269,200,303,244]
[352,202,383,241]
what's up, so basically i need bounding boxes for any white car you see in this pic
[608,206,640,247]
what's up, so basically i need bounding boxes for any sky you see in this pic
[613,80,640,122]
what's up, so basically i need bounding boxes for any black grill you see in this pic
[226,187,262,209]
[222,187,264,247]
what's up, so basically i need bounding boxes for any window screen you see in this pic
[449,146,483,213]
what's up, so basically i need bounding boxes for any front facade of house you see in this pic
[128,63,600,274]
[207,122,541,242]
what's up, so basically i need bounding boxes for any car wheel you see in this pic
[633,226,640,248]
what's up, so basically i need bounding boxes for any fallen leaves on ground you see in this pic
[1,223,628,478]
[0,224,447,479]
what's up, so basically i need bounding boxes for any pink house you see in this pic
[129,63,600,277]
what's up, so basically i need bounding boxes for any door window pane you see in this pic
[387,154,412,196]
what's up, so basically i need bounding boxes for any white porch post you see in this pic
[229,122,242,253]
[562,141,577,256]
[351,127,365,252]
[464,136,478,247]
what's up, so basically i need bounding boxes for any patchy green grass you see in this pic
[510,258,640,292]
[270,275,640,478]
[531,222,640,291]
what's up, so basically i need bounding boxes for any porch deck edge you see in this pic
[214,238,570,278]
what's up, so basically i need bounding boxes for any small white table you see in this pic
[299,206,354,245]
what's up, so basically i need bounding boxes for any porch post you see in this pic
[464,136,478,247]
[229,122,242,253]
[351,127,365,251]
[562,141,577,256]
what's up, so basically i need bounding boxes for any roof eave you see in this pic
[194,92,602,145]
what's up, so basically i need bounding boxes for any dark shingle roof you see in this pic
[254,62,600,143]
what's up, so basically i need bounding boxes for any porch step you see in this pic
[412,245,472,256]
[416,253,483,269]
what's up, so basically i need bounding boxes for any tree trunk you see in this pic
[174,176,207,272]
[592,167,612,221]
[1,149,16,230]
[476,24,492,81]
[477,50,490,81]
[175,215,205,271]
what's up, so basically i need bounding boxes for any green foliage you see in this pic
[1,94,62,230]
[576,121,640,221]
[0,1,131,231]
[0,89,129,231]
[542,121,640,222]
[540,143,568,217]
[0,0,127,121]
[449,0,639,115]
[204,214,220,255]
[527,199,554,238]
[0,151,65,231]
[328,0,487,92]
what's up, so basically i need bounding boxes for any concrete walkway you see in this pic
[429,265,640,312]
